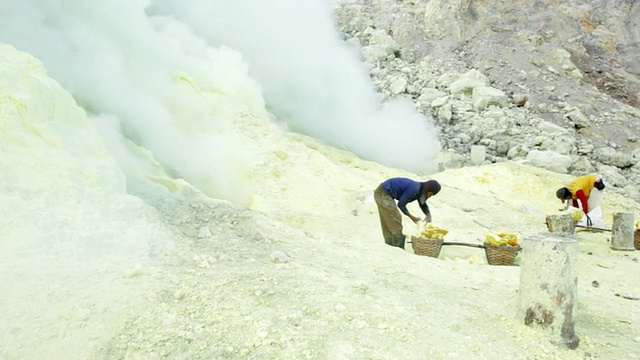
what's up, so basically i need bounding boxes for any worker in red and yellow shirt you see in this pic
[556,174,605,216]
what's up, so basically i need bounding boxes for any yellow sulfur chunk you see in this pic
[485,231,518,246]
[571,209,584,223]
[485,233,507,246]
[419,223,449,240]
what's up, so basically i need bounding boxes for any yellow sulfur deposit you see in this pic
[571,209,584,223]
[485,231,519,246]
[419,223,449,239]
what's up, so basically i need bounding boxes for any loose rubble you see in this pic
[334,0,640,201]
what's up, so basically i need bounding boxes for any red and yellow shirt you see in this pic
[566,175,597,213]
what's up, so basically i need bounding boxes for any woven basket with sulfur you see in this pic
[412,224,448,258]
[634,229,640,250]
[484,242,520,265]
[411,236,444,257]
[484,231,520,266]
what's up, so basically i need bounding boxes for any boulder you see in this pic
[361,27,400,61]
[389,76,408,94]
[449,70,489,94]
[526,150,572,173]
[593,147,636,168]
[565,109,590,129]
[472,86,509,111]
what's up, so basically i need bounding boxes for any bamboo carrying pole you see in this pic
[442,241,485,249]
[575,224,610,232]
[610,212,635,251]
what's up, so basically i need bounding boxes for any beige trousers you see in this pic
[374,185,403,241]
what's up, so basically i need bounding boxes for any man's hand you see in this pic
[423,213,432,223]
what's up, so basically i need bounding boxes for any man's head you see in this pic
[594,179,605,190]
[419,180,441,203]
[556,187,571,201]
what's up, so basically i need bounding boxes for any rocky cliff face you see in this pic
[334,0,640,200]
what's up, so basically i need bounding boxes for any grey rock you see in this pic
[269,251,290,264]
[593,147,636,168]
[526,150,572,174]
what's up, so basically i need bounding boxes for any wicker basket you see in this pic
[411,236,444,258]
[484,242,520,266]
[634,229,640,250]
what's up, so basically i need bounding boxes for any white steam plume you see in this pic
[149,0,441,172]
[0,0,266,204]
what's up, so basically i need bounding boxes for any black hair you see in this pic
[594,180,605,190]
[423,180,441,195]
[556,187,570,200]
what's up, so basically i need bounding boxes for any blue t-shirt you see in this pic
[381,177,430,216]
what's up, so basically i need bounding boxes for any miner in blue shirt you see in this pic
[373,177,441,249]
